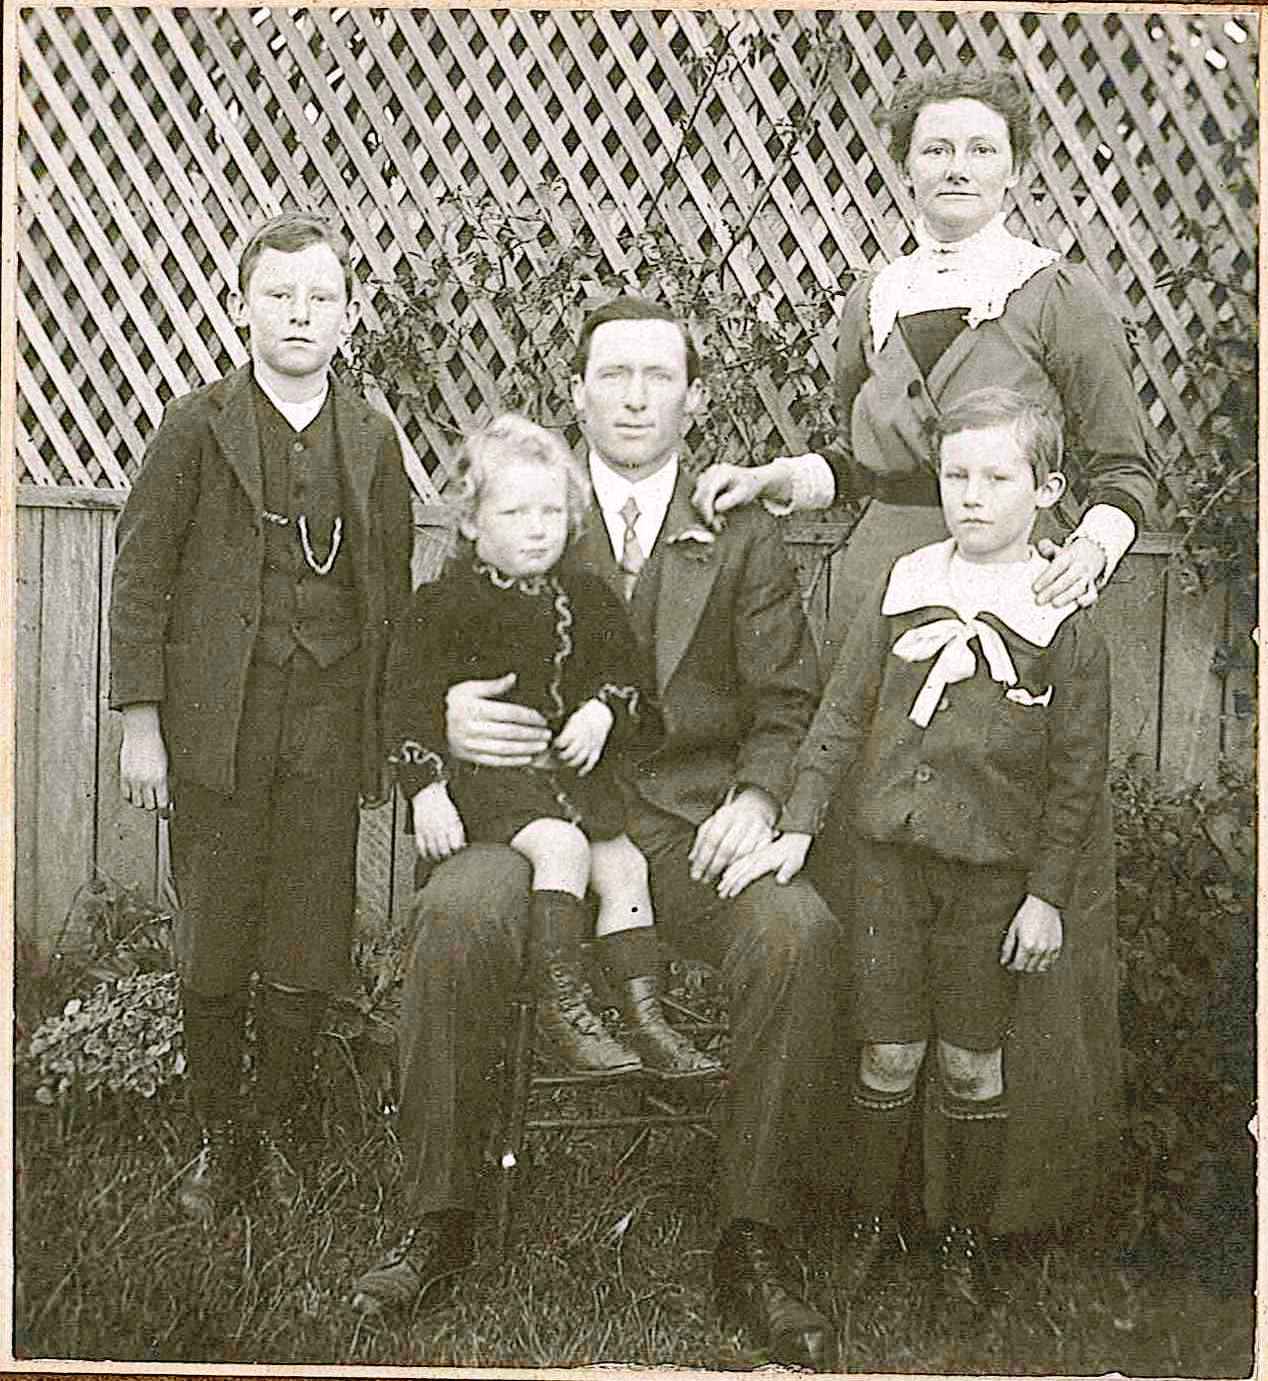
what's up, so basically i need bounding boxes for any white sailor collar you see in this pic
[882,540,1079,648]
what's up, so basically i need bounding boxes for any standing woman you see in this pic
[814,69,1155,1244]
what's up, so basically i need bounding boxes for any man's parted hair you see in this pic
[935,387,1064,484]
[453,413,592,544]
[238,212,355,298]
[573,295,701,384]
[881,67,1035,169]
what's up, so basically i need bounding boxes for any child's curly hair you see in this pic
[453,413,592,545]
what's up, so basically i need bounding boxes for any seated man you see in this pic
[349,296,845,1372]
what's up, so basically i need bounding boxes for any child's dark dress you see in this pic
[386,556,661,842]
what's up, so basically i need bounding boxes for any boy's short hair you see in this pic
[573,295,701,384]
[238,212,354,298]
[454,413,592,543]
[935,387,1064,484]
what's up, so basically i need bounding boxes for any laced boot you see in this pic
[178,986,246,1223]
[531,891,641,1077]
[177,1120,242,1224]
[253,983,324,1207]
[617,973,723,1079]
[715,1218,839,1371]
[935,1222,994,1318]
[836,1212,902,1300]
[257,1117,303,1210]
[349,1210,476,1317]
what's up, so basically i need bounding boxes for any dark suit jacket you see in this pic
[109,365,413,797]
[567,467,822,831]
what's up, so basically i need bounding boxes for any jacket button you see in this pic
[907,379,922,398]
[914,763,933,783]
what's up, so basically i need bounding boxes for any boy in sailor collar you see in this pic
[718,386,1111,1314]
[109,212,413,1223]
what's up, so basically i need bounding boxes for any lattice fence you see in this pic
[15,7,1257,504]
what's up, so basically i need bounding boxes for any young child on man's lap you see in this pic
[719,387,1111,1311]
[386,414,719,1080]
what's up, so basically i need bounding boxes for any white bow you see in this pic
[891,618,1018,727]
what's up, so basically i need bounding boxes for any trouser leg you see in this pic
[255,982,327,1119]
[637,819,845,1231]
[395,845,532,1218]
[181,985,248,1127]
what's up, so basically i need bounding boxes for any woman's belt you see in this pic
[867,470,941,507]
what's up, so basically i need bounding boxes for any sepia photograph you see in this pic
[5,4,1258,1374]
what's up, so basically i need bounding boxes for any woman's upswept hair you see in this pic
[453,413,592,544]
[934,387,1064,485]
[881,68,1035,168]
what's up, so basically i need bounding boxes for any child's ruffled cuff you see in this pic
[391,739,448,799]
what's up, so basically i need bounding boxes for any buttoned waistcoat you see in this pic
[109,365,413,797]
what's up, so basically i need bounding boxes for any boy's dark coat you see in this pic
[109,364,413,798]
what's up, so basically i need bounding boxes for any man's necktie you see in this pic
[619,495,644,600]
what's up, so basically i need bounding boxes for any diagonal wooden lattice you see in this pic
[15,8,1258,500]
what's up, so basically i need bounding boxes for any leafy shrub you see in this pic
[347,14,860,519]
[1112,759,1255,1280]
[21,971,184,1105]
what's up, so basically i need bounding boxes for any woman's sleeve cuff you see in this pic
[762,453,837,516]
[1074,504,1137,584]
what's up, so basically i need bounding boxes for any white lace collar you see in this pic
[882,539,1077,648]
[868,216,1060,355]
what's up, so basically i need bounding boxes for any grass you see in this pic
[13,1053,1255,1376]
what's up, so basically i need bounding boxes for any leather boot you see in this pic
[715,1218,839,1371]
[179,987,246,1222]
[349,1210,476,1316]
[176,1120,242,1224]
[531,891,641,1077]
[935,1221,995,1316]
[257,1117,303,1210]
[617,973,723,1079]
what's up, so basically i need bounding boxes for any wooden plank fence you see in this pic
[12,8,1258,954]
[14,485,1255,958]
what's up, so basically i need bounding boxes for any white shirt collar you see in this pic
[587,452,679,561]
[253,369,329,432]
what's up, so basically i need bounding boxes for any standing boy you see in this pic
[721,387,1111,1315]
[109,212,413,1221]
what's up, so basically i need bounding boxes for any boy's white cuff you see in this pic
[762,453,837,516]
[1074,504,1136,584]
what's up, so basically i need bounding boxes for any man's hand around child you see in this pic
[411,783,467,861]
[554,699,614,775]
[715,832,812,900]
[447,672,552,767]
[1000,894,1063,973]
